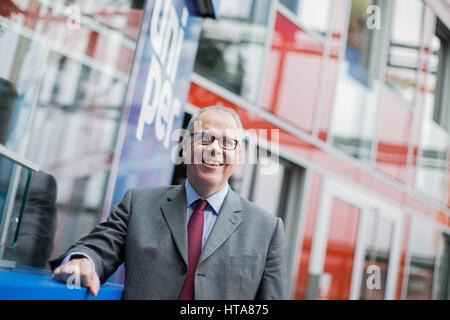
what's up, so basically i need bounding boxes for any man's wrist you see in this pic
[61,252,96,272]
[69,254,90,261]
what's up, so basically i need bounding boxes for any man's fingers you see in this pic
[52,258,100,296]
[53,264,79,283]
[78,259,100,296]
[87,273,100,296]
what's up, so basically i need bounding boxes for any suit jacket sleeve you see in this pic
[256,217,288,300]
[49,188,133,283]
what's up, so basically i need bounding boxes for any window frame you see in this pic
[432,18,450,132]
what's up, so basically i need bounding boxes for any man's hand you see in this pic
[53,258,100,296]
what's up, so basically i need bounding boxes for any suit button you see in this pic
[180,266,187,275]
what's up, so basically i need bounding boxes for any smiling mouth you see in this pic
[202,159,224,166]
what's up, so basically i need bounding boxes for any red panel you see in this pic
[260,12,323,133]
[321,199,360,300]
[375,88,412,183]
[293,171,322,300]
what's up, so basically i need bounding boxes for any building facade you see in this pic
[0,0,449,300]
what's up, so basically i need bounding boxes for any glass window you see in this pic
[436,234,450,300]
[385,0,423,103]
[0,0,143,270]
[260,12,323,133]
[329,0,391,162]
[193,0,271,103]
[250,155,285,216]
[1,168,57,269]
[405,217,439,300]
[29,50,129,259]
[359,212,394,300]
[321,199,360,300]
[0,30,46,154]
[374,89,412,183]
[427,19,450,132]
[279,0,332,35]
[345,0,387,86]
[279,0,299,14]
[329,76,379,161]
[0,154,42,267]
[415,119,448,204]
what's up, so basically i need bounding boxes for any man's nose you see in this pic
[206,139,222,154]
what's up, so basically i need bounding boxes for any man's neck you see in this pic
[186,178,227,198]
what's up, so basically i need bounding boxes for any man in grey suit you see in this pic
[51,105,287,299]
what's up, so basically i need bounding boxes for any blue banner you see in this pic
[109,0,204,211]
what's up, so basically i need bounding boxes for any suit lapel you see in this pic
[199,189,242,264]
[160,184,188,265]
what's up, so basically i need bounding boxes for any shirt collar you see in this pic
[185,179,229,215]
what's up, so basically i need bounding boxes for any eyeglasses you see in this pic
[190,132,239,150]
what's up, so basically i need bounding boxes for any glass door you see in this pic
[308,178,404,300]
[435,233,450,299]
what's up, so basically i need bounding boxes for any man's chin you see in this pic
[195,173,224,189]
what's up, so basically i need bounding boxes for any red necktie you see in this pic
[178,199,207,300]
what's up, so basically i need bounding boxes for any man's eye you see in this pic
[223,138,235,148]
[201,133,213,142]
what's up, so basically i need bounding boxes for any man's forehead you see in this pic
[194,110,240,130]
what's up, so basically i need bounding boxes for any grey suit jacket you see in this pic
[50,184,288,299]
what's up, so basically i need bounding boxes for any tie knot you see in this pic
[195,199,208,212]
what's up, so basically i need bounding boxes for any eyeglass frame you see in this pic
[189,132,240,150]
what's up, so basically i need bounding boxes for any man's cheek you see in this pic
[224,152,238,165]
[191,145,203,164]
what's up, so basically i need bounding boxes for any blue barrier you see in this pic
[0,266,123,300]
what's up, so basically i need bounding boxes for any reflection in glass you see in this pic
[25,51,126,259]
[193,0,271,103]
[359,212,393,300]
[0,78,17,146]
[415,119,448,204]
[329,0,386,161]
[0,0,143,273]
[279,0,332,35]
[436,234,450,300]
[279,0,299,13]
[0,28,46,154]
[385,0,423,103]
[0,155,16,238]
[425,19,450,132]
[62,0,143,40]
[321,199,360,300]
[0,156,37,265]
[2,170,57,269]
[329,70,379,161]
[345,0,378,86]
[406,218,438,300]
[261,12,323,132]
[250,156,284,216]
